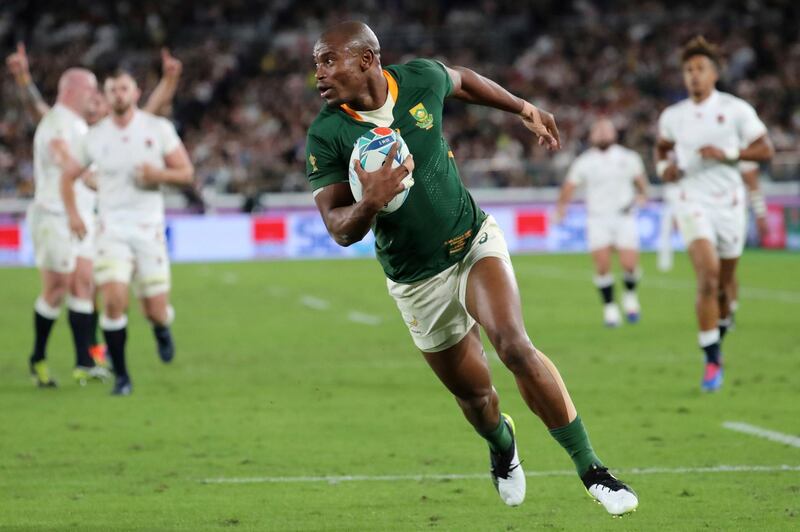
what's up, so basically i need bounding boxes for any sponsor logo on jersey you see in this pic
[308,153,319,173]
[409,103,434,130]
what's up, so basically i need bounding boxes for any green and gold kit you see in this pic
[306,59,486,283]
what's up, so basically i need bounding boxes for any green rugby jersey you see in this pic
[305,59,487,283]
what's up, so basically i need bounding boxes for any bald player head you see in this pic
[589,118,618,150]
[56,68,98,117]
[313,21,383,108]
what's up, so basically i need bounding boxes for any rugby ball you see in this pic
[348,127,414,214]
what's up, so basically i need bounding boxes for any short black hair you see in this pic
[681,36,721,66]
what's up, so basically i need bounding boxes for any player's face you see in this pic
[75,75,99,117]
[105,74,141,115]
[682,55,718,99]
[313,39,367,107]
[589,120,616,150]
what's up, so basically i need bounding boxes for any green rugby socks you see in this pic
[479,416,514,454]
[549,415,603,476]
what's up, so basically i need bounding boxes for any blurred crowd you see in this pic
[1,0,799,201]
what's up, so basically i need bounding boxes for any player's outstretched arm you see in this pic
[315,143,413,247]
[5,42,50,124]
[136,144,194,188]
[143,48,182,116]
[444,64,560,150]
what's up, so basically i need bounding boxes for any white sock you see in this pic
[698,329,720,347]
[100,314,128,331]
[67,296,94,314]
[34,297,61,319]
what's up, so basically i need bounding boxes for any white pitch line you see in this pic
[723,422,800,448]
[299,295,331,311]
[201,464,800,485]
[347,311,382,326]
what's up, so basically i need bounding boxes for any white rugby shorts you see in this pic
[673,196,746,259]
[387,215,512,353]
[586,213,639,251]
[28,204,95,273]
[94,221,170,297]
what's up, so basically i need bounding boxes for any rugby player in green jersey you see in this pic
[305,21,638,516]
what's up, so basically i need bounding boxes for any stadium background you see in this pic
[1,1,800,262]
[1,2,800,530]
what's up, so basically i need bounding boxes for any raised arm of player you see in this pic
[314,143,414,247]
[443,65,560,151]
[142,48,182,117]
[5,42,50,124]
[136,144,194,187]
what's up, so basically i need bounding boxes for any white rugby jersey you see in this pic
[33,103,95,216]
[658,90,767,203]
[78,110,181,225]
[565,144,645,216]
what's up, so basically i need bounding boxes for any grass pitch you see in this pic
[0,251,798,531]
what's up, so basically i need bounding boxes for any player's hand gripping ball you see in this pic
[348,127,414,214]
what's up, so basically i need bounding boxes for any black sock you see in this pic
[718,318,731,341]
[31,310,56,363]
[90,311,100,346]
[153,324,171,341]
[623,273,638,291]
[702,342,721,365]
[598,284,614,305]
[68,310,95,367]
[104,327,128,378]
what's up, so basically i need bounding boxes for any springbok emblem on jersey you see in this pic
[409,103,434,130]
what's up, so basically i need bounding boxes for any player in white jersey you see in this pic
[655,37,773,392]
[556,119,648,327]
[7,44,183,386]
[60,70,194,396]
[23,68,111,386]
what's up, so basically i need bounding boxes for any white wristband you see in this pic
[656,160,670,179]
[723,147,740,162]
[750,190,767,218]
